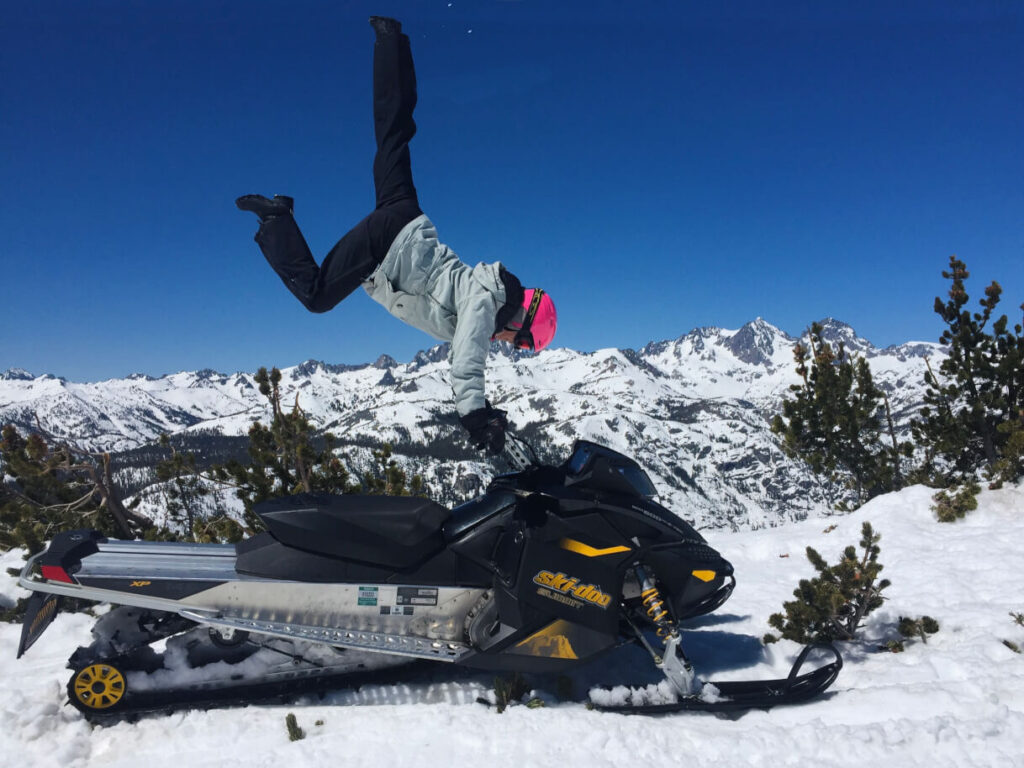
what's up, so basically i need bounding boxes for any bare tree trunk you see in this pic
[291,394,312,493]
[59,448,150,539]
[88,452,150,538]
[881,391,904,490]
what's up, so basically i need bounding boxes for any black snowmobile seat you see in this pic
[251,493,451,569]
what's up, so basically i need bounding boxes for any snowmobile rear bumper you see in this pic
[18,534,239,613]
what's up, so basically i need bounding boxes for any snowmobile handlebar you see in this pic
[503,431,538,471]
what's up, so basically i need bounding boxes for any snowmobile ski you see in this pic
[590,642,843,714]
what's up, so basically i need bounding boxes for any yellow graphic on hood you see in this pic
[559,537,631,558]
[514,620,579,659]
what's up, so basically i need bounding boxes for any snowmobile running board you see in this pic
[592,643,843,714]
[16,537,483,664]
[177,610,473,662]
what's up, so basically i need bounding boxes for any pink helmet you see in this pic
[513,289,557,351]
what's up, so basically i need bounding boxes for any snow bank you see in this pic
[1,483,1022,768]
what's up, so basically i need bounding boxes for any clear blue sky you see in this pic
[2,0,1022,381]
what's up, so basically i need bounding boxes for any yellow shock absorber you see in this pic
[636,566,675,640]
[642,587,669,623]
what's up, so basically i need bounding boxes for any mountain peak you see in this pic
[410,344,451,369]
[489,342,539,362]
[292,360,370,378]
[0,368,34,381]
[816,316,854,333]
[812,318,872,353]
[194,368,226,381]
[723,318,790,367]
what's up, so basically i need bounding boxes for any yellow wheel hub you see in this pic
[72,664,127,710]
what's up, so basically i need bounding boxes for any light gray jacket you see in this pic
[362,214,508,417]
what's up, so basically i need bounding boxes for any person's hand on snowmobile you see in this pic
[460,405,509,455]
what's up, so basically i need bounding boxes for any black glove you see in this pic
[460,406,509,456]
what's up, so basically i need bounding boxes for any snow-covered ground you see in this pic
[2,483,1022,768]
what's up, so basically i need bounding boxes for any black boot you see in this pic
[235,194,294,221]
[369,16,401,37]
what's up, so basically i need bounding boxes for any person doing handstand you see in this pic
[237,16,556,455]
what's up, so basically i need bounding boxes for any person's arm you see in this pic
[449,284,509,454]
[449,288,493,418]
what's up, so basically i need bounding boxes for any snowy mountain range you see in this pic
[0,318,943,530]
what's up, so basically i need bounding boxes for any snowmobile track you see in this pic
[71,657,436,723]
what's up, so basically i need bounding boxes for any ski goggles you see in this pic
[513,289,546,350]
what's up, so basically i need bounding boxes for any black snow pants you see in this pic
[253,31,423,313]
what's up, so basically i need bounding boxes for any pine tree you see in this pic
[1,424,154,620]
[991,418,1024,486]
[913,256,1024,485]
[360,444,426,497]
[155,434,207,534]
[212,367,360,530]
[210,367,428,530]
[931,480,981,523]
[765,522,890,644]
[897,615,940,644]
[0,425,149,554]
[772,323,910,506]
[151,435,243,543]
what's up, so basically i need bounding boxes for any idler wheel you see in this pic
[68,663,127,712]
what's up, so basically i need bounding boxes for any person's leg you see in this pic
[316,209,399,306]
[241,19,421,314]
[251,210,324,311]
[371,24,421,213]
[254,210,380,314]
[311,19,424,308]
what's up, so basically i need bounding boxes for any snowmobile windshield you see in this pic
[615,464,658,499]
[565,441,657,499]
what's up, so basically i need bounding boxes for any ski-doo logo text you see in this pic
[532,571,612,609]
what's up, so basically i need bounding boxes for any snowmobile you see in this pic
[15,437,841,718]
